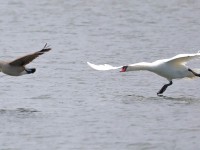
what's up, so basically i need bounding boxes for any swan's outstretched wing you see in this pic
[166,53,200,65]
[87,62,122,71]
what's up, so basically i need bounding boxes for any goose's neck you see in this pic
[127,62,153,71]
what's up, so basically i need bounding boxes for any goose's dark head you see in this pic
[120,66,128,72]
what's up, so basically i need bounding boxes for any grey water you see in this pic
[0,0,200,150]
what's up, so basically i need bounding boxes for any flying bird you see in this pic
[0,43,51,76]
[87,53,200,95]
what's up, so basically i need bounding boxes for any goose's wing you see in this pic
[166,53,200,65]
[87,62,122,71]
[9,44,51,66]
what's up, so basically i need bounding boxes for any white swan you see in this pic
[87,53,200,95]
[0,43,51,76]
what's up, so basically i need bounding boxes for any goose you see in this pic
[0,43,51,76]
[87,52,200,95]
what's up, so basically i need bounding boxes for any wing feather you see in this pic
[9,44,51,66]
[87,62,122,71]
[166,53,200,65]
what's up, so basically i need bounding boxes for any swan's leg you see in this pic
[157,81,173,95]
[188,68,200,77]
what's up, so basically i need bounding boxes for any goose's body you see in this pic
[87,53,200,95]
[0,44,51,76]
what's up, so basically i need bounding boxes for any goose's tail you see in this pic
[25,68,36,74]
[19,68,36,76]
[87,62,122,71]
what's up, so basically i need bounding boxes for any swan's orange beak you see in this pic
[120,66,128,72]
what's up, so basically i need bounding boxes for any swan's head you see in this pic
[120,66,128,72]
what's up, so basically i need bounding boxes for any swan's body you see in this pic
[0,44,51,76]
[87,53,200,95]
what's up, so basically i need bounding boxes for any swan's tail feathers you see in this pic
[87,62,122,71]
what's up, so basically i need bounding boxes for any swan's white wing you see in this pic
[166,53,200,65]
[87,62,122,71]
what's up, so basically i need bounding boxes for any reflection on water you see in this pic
[0,108,39,113]
[120,93,199,105]
[0,108,39,118]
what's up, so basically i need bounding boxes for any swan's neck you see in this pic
[127,62,153,71]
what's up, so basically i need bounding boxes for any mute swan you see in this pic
[0,43,51,76]
[87,53,200,95]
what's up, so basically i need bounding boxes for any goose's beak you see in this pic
[120,66,128,72]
